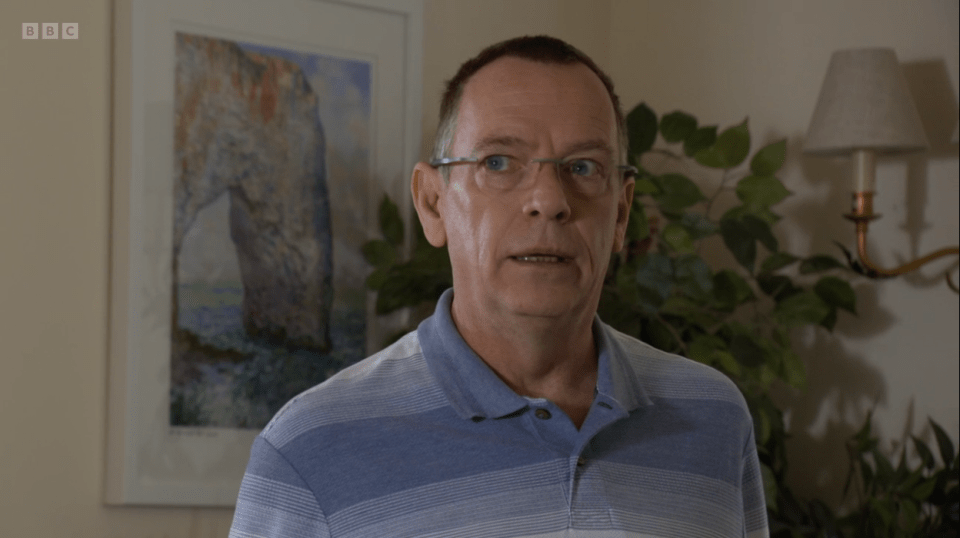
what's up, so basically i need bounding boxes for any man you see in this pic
[230,36,769,538]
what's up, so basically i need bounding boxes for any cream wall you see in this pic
[0,0,956,535]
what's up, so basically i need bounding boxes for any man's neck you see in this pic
[450,299,599,428]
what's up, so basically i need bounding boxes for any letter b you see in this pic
[22,23,39,39]
[42,23,59,39]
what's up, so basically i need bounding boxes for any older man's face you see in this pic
[430,57,633,325]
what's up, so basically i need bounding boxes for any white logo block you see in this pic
[42,22,59,39]
[22,23,39,39]
[62,23,78,39]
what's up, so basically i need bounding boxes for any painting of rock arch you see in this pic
[171,32,371,428]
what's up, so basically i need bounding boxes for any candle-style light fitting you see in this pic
[804,48,958,291]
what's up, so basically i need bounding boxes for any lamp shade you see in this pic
[804,48,928,156]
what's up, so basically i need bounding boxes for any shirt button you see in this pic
[577,456,586,467]
[534,408,552,420]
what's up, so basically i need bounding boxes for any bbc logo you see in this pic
[22,23,79,40]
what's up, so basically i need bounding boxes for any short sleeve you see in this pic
[230,436,330,538]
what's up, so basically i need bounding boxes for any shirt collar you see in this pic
[417,289,652,420]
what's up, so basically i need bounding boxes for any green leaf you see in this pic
[720,218,757,273]
[361,239,397,267]
[660,296,718,328]
[912,436,936,470]
[694,119,750,169]
[893,450,910,482]
[749,139,787,176]
[679,212,718,240]
[741,214,778,252]
[873,447,895,483]
[900,498,920,530]
[735,175,791,208]
[598,287,641,336]
[613,259,640,304]
[910,476,938,501]
[634,286,666,315]
[760,252,799,273]
[659,111,698,143]
[626,102,658,157]
[374,259,450,315]
[714,351,741,376]
[643,317,681,353]
[688,334,726,365]
[859,458,875,489]
[730,332,766,367]
[635,253,674,301]
[772,326,790,348]
[713,269,755,309]
[814,276,857,314]
[931,419,956,466]
[723,203,781,226]
[756,274,801,301]
[662,222,694,253]
[853,413,875,453]
[819,308,838,332]
[651,173,706,214]
[633,176,659,195]
[799,254,845,274]
[674,254,713,299]
[626,198,650,242]
[378,195,404,247]
[774,290,831,327]
[374,269,416,314]
[760,463,778,512]
[780,348,806,389]
[683,125,717,157]
[753,402,773,445]
[365,267,389,290]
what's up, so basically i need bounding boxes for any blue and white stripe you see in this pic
[231,289,769,537]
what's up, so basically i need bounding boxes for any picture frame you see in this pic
[106,0,423,506]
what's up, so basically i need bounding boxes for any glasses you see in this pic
[430,154,637,197]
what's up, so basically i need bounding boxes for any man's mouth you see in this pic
[511,255,569,263]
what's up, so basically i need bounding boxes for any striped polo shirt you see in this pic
[230,289,769,537]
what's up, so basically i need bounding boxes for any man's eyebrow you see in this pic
[469,135,534,156]
[470,136,615,157]
[560,139,615,157]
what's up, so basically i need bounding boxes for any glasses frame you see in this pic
[430,157,637,178]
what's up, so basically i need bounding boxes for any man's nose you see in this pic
[521,161,571,222]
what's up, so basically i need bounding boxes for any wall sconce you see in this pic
[804,48,959,291]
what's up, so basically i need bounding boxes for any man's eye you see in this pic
[568,159,601,177]
[483,155,512,172]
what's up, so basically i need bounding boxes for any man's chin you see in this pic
[496,285,588,320]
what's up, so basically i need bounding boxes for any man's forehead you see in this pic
[463,57,608,102]
[455,57,617,149]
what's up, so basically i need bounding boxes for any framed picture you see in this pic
[106,0,422,506]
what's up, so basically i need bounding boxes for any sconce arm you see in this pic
[846,192,959,292]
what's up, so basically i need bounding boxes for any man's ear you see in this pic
[612,178,635,253]
[411,162,447,247]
